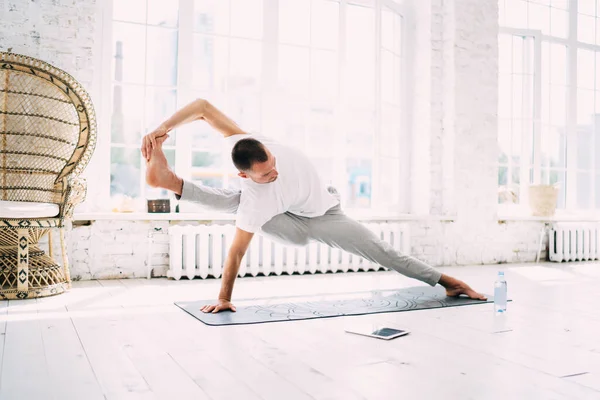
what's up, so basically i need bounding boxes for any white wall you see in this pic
[0,0,98,85]
[2,0,549,280]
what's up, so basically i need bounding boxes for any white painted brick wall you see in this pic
[0,0,97,85]
[26,0,549,279]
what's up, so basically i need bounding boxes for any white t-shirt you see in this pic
[224,133,339,233]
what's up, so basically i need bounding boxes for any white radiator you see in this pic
[549,222,600,262]
[168,223,410,280]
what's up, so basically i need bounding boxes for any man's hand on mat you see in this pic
[438,274,487,301]
[201,299,237,313]
[141,125,169,162]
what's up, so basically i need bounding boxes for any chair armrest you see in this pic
[62,177,88,219]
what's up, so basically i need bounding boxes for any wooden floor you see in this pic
[1,262,599,400]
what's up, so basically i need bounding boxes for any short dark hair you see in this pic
[231,138,268,171]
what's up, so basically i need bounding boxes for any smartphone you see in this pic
[345,325,410,340]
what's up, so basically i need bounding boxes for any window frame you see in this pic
[498,0,600,214]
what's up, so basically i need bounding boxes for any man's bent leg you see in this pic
[176,180,241,214]
[306,206,441,286]
[146,142,241,213]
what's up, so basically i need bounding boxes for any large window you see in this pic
[107,0,406,213]
[498,0,600,212]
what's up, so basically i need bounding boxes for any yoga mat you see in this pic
[175,285,501,326]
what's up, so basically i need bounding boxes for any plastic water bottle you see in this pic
[494,271,507,314]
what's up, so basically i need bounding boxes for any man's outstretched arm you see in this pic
[201,228,254,313]
[141,98,246,160]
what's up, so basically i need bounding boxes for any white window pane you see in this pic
[345,109,374,152]
[550,8,568,38]
[147,0,179,27]
[273,101,307,147]
[597,18,600,45]
[113,0,146,23]
[578,49,595,89]
[191,151,223,168]
[278,45,310,99]
[113,22,146,85]
[190,94,227,149]
[381,105,401,158]
[146,28,178,86]
[111,85,144,145]
[577,172,592,209]
[311,158,334,186]
[499,35,512,74]
[230,39,262,92]
[505,0,528,28]
[194,0,230,35]
[511,118,522,161]
[549,44,567,85]
[279,0,310,45]
[145,89,177,142]
[381,7,402,56]
[577,124,595,170]
[193,35,228,91]
[498,74,512,118]
[498,118,512,163]
[596,174,600,209]
[578,88,595,124]
[310,50,337,106]
[378,157,400,206]
[512,36,524,73]
[541,83,550,124]
[230,0,263,39]
[346,5,375,105]
[551,0,569,10]
[381,49,394,105]
[541,125,564,169]
[307,109,335,154]
[549,169,566,208]
[228,93,261,132]
[597,53,600,91]
[541,42,549,84]
[550,85,567,126]
[393,55,402,106]
[111,147,141,197]
[311,0,339,49]
[578,0,596,16]
[512,74,523,118]
[346,158,372,208]
[528,3,550,34]
[578,14,595,44]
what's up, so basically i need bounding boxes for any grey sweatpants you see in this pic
[179,180,442,286]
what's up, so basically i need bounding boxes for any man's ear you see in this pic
[238,172,248,179]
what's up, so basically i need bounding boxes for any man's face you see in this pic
[238,148,278,184]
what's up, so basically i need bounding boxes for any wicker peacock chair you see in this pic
[0,52,97,299]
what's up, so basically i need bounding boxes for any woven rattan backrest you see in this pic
[0,52,97,205]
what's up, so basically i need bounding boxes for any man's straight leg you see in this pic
[306,205,442,286]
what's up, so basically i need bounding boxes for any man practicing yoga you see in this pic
[141,99,487,313]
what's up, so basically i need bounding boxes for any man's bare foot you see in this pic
[438,274,487,301]
[145,143,183,195]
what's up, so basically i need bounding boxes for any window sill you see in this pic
[497,214,600,222]
[72,212,457,222]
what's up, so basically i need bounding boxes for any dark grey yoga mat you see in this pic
[175,285,500,326]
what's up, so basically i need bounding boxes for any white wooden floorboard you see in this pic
[70,311,156,399]
[37,300,104,400]
[1,262,599,399]
[0,299,53,400]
